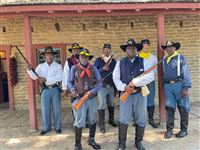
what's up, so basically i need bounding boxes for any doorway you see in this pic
[0,50,9,108]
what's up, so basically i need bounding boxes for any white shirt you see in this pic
[62,60,70,90]
[144,54,158,76]
[112,58,154,91]
[27,61,62,86]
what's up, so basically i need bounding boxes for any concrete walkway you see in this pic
[0,102,200,150]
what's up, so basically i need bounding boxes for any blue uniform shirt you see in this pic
[163,54,192,88]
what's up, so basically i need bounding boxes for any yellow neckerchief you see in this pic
[167,51,179,64]
[139,50,150,59]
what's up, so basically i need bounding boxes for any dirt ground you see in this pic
[0,103,200,150]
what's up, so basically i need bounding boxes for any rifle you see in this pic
[73,71,113,111]
[120,57,166,102]
[14,46,39,78]
[14,46,47,94]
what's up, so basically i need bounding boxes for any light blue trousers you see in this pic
[97,86,115,109]
[119,93,147,127]
[41,87,61,131]
[164,82,190,112]
[72,96,98,128]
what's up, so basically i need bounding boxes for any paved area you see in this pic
[0,102,200,150]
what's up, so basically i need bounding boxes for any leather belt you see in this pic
[165,78,182,84]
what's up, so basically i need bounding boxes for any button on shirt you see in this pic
[27,61,62,86]
[113,58,154,91]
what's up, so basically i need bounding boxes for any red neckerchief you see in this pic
[77,63,92,78]
[69,55,79,65]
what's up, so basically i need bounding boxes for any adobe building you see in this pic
[0,0,199,129]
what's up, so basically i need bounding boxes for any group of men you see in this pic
[27,38,192,150]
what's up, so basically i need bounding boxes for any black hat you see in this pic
[103,43,111,49]
[120,39,143,52]
[68,43,83,53]
[141,39,150,45]
[41,46,58,55]
[79,48,93,60]
[161,40,181,50]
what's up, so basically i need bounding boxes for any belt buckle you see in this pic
[49,85,53,89]
[170,81,175,84]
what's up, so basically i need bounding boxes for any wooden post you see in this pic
[157,14,166,123]
[23,15,38,130]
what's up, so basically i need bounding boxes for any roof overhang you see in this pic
[0,3,199,19]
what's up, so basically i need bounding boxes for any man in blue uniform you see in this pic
[161,40,192,139]
[113,39,154,150]
[68,48,103,150]
[94,43,118,133]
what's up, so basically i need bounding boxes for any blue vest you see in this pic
[120,56,144,85]
[94,57,116,86]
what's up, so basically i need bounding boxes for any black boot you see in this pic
[164,107,175,139]
[108,106,118,127]
[135,124,145,150]
[116,123,128,150]
[98,109,105,133]
[147,106,158,128]
[176,106,189,138]
[74,126,82,150]
[88,123,101,149]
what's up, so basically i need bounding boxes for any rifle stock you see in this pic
[73,93,89,111]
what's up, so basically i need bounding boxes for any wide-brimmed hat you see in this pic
[141,39,150,45]
[79,48,93,60]
[161,40,181,50]
[41,46,58,55]
[68,43,83,53]
[120,39,143,52]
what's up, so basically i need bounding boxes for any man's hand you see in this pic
[61,90,68,97]
[39,77,46,85]
[27,64,33,71]
[85,91,93,98]
[125,85,135,94]
[71,91,79,98]
[102,65,110,71]
[128,81,134,87]
[181,88,188,99]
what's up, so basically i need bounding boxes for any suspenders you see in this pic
[177,54,181,77]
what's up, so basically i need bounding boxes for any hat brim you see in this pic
[68,47,83,53]
[79,54,93,60]
[161,42,181,50]
[120,43,143,52]
[41,51,58,55]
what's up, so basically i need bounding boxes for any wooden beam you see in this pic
[0,9,199,19]
[1,3,199,13]
[157,14,166,124]
[23,15,38,130]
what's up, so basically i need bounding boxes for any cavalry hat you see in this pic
[68,43,83,53]
[120,39,143,52]
[41,46,58,55]
[161,40,181,50]
[79,48,93,60]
